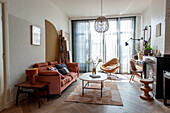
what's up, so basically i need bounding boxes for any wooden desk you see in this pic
[15,81,49,108]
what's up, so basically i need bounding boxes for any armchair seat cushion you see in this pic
[61,76,72,86]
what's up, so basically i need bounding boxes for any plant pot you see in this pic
[144,49,151,56]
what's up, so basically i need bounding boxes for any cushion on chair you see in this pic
[61,76,72,86]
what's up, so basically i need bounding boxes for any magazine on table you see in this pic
[89,74,101,78]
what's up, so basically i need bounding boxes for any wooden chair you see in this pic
[100,58,120,76]
[129,60,143,82]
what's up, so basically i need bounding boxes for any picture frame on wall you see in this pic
[156,23,161,37]
[31,25,41,45]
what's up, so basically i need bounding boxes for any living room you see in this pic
[0,0,170,113]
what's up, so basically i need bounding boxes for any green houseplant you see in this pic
[143,42,152,56]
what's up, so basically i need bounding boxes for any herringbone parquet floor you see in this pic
[2,74,170,113]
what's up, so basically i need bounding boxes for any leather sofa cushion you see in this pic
[48,61,58,65]
[65,72,77,79]
[61,76,72,86]
[33,63,48,68]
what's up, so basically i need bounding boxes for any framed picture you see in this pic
[156,23,161,37]
[31,25,41,45]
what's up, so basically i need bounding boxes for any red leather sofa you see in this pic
[33,61,79,96]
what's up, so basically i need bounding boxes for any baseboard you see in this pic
[0,87,26,112]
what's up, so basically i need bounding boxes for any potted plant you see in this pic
[143,41,152,56]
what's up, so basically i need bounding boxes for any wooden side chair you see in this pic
[129,60,143,82]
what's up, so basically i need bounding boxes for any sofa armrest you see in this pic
[66,62,79,74]
[36,75,61,95]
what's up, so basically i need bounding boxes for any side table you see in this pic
[15,81,50,108]
[140,79,153,100]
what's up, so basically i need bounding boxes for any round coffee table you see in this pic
[79,73,107,97]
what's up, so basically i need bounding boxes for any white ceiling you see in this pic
[50,0,152,18]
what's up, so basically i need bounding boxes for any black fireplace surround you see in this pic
[146,54,170,99]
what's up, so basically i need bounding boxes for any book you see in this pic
[89,74,101,78]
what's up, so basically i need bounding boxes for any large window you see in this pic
[72,17,135,73]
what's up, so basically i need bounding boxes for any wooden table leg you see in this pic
[36,89,41,108]
[16,86,20,106]
[46,85,49,101]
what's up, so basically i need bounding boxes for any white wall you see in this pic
[8,0,68,104]
[142,6,151,41]
[142,0,166,54]
[151,0,166,54]
[165,0,170,54]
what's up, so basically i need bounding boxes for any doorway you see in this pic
[0,2,4,111]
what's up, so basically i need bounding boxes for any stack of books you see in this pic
[89,74,101,78]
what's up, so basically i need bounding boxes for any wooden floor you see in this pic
[2,74,170,113]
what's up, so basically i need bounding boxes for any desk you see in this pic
[15,81,49,108]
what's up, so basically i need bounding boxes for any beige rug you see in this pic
[65,81,123,106]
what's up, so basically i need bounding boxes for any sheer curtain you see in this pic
[72,21,89,72]
[72,17,135,73]
[119,18,135,73]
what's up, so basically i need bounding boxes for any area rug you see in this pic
[65,81,123,106]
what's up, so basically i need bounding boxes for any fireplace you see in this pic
[143,55,170,99]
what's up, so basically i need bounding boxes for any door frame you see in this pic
[0,0,10,111]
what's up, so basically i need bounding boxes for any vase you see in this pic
[92,67,96,75]
[28,74,36,84]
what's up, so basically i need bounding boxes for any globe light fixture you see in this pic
[94,0,109,33]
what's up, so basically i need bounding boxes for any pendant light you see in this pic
[94,0,109,33]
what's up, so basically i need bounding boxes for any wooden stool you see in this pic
[140,79,153,100]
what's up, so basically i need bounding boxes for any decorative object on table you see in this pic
[133,50,138,60]
[25,68,38,84]
[156,23,161,37]
[89,74,101,78]
[94,0,109,33]
[138,51,143,60]
[156,50,161,57]
[65,81,123,106]
[86,57,102,75]
[140,79,153,100]
[143,41,152,56]
[31,25,41,46]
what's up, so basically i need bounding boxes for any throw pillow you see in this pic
[55,63,68,69]
[47,67,58,71]
[57,67,70,75]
